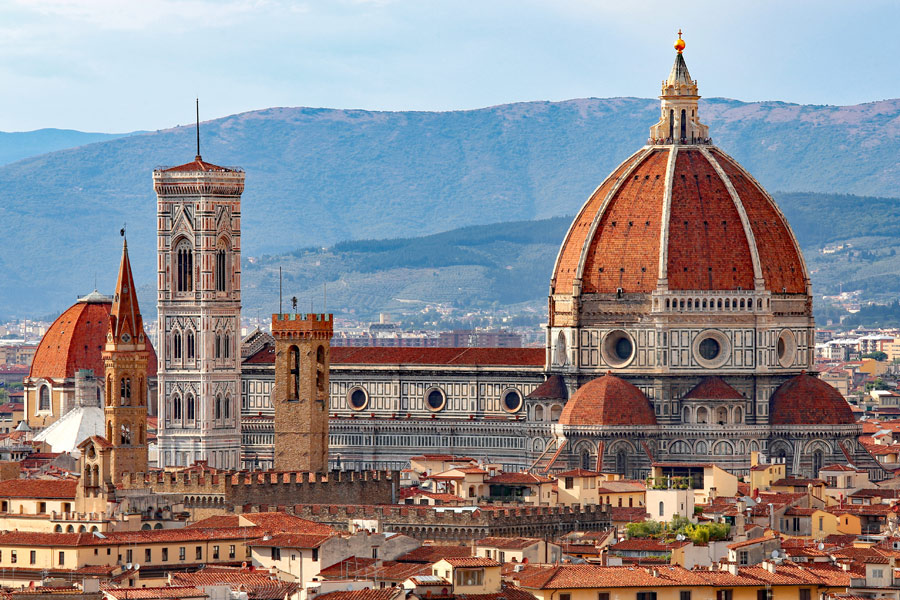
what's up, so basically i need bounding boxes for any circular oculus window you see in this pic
[601,330,635,368]
[776,329,797,368]
[692,330,731,369]
[501,389,523,413]
[347,387,368,411]
[425,388,446,411]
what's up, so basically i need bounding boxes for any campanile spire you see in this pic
[649,31,710,144]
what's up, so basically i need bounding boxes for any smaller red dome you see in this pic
[769,374,855,426]
[559,374,657,427]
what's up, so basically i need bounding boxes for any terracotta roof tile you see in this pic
[245,345,543,367]
[682,377,745,400]
[397,545,472,563]
[0,478,77,499]
[526,375,568,401]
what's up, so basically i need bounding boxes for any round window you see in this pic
[692,330,730,369]
[777,329,797,368]
[426,389,445,411]
[698,338,720,360]
[601,330,635,368]
[502,390,523,413]
[348,388,368,411]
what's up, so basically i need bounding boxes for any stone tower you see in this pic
[102,238,149,482]
[154,154,244,470]
[272,313,333,472]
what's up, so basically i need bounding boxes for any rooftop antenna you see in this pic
[323,282,327,314]
[195,98,201,160]
[279,266,283,315]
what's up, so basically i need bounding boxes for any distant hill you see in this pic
[0,128,131,166]
[4,97,900,318]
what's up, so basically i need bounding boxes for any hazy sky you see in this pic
[1,0,898,132]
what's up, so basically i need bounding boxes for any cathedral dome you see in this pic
[29,292,157,380]
[551,45,808,301]
[551,145,807,297]
[558,373,656,426]
[769,373,855,426]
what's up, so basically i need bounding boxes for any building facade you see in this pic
[155,155,244,470]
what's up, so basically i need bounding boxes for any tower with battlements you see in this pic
[272,313,333,472]
[155,154,244,470]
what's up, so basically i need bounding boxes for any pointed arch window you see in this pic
[186,394,195,421]
[215,333,222,359]
[186,330,195,360]
[173,330,182,360]
[175,240,193,293]
[223,333,230,359]
[215,394,222,420]
[224,395,231,419]
[680,108,687,140]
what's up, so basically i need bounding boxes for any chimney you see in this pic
[762,560,776,574]
[726,562,738,576]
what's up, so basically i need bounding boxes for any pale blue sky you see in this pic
[0,0,897,132]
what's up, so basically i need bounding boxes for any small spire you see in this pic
[674,29,685,54]
[107,235,145,350]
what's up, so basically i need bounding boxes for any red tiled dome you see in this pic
[559,374,656,426]
[29,294,157,380]
[551,146,808,296]
[769,373,855,426]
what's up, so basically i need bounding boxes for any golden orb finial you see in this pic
[674,29,685,53]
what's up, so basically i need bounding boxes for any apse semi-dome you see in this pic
[558,373,656,426]
[769,373,855,426]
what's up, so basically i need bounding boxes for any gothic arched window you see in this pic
[39,385,51,411]
[224,333,230,359]
[173,394,182,421]
[186,330,195,360]
[216,239,228,293]
[215,333,222,359]
[224,395,231,419]
[186,394,195,421]
[175,239,193,293]
[215,394,222,420]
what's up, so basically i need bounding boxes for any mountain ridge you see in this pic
[3,96,900,317]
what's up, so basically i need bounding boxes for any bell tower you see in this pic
[154,151,244,471]
[103,237,149,482]
[272,312,333,472]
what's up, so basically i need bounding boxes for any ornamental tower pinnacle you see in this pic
[102,236,149,482]
[649,30,710,144]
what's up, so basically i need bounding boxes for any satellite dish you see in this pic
[134,564,140,571]
[817,543,825,551]
[755,497,761,503]
[770,550,779,559]
[126,563,132,570]
[675,534,686,541]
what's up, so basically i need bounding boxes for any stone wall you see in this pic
[238,503,610,542]
[120,469,398,507]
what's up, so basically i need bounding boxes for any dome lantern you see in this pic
[649,30,710,145]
